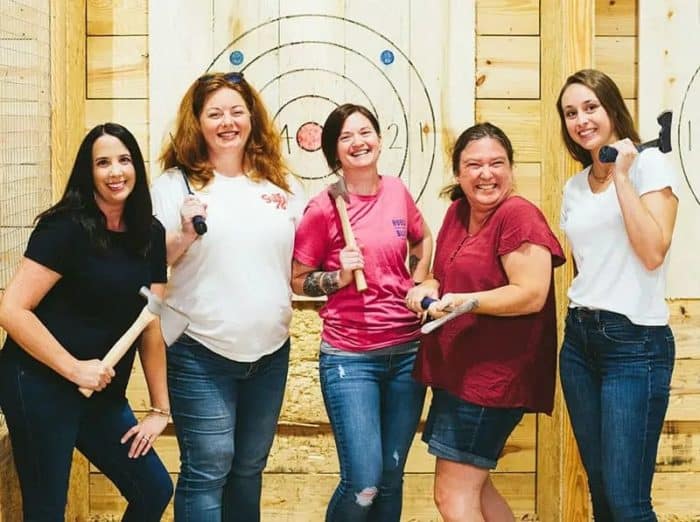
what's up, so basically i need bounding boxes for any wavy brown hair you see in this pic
[160,72,290,191]
[556,69,640,167]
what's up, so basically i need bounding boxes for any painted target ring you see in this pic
[205,14,436,202]
[678,65,700,205]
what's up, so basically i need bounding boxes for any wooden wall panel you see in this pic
[476,0,539,35]
[87,0,148,35]
[476,36,540,98]
[595,0,637,36]
[86,35,148,99]
[595,35,637,98]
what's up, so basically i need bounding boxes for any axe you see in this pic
[328,177,368,292]
[599,110,672,163]
[419,296,479,334]
[79,287,167,398]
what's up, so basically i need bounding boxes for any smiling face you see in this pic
[456,137,514,211]
[560,83,618,153]
[92,134,135,212]
[335,111,382,172]
[199,87,251,156]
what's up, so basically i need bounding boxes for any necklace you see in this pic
[589,165,612,183]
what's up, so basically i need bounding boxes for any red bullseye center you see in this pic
[296,122,323,152]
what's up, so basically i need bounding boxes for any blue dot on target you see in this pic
[380,50,395,65]
[229,50,244,66]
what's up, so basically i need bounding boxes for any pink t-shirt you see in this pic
[413,196,565,413]
[294,176,425,351]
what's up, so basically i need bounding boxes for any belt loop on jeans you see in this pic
[572,307,599,322]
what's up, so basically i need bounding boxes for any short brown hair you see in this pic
[320,104,381,172]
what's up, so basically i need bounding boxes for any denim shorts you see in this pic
[422,388,525,469]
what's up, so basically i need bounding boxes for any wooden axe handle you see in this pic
[78,306,158,398]
[334,195,368,292]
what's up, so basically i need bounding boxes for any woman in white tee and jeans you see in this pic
[151,72,304,521]
[557,69,679,521]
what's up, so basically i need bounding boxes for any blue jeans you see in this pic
[0,353,172,522]
[167,335,290,522]
[560,308,674,521]
[319,347,426,522]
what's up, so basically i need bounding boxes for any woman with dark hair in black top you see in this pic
[0,123,173,521]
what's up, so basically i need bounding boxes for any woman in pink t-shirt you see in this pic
[407,122,565,522]
[292,103,433,521]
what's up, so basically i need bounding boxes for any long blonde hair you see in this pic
[160,72,290,191]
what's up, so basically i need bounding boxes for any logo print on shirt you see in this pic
[261,193,288,210]
[392,218,407,238]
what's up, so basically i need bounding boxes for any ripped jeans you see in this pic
[319,342,426,522]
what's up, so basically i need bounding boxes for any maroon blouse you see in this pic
[414,196,565,413]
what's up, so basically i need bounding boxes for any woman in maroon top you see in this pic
[407,122,565,521]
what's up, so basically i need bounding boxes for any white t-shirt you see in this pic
[151,168,306,361]
[560,149,678,325]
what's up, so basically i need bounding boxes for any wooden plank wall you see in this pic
[80,1,699,520]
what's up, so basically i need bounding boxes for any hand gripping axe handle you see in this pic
[328,177,368,292]
[599,110,672,162]
[78,287,162,398]
[420,297,479,335]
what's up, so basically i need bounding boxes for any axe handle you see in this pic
[78,306,158,398]
[334,195,368,292]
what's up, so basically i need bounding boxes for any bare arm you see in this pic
[137,283,169,412]
[0,258,114,389]
[120,283,170,458]
[615,184,677,270]
[408,222,433,283]
[432,242,552,317]
[292,260,350,297]
[610,140,678,270]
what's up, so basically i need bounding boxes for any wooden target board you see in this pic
[149,1,475,235]
[640,1,700,297]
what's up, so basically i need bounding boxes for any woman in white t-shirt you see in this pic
[557,69,679,522]
[150,72,304,521]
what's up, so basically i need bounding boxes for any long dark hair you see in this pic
[556,69,640,166]
[441,122,515,200]
[38,123,152,256]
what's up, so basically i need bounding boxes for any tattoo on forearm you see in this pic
[409,254,420,274]
[303,270,341,296]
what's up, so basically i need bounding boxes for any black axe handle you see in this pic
[599,110,672,163]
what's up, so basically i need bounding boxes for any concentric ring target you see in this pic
[205,14,436,202]
[678,65,699,206]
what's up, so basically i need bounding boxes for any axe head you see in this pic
[656,110,672,153]
[328,176,350,203]
[138,286,164,316]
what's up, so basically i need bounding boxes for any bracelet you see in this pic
[148,406,171,417]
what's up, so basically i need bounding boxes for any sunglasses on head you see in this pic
[198,71,245,84]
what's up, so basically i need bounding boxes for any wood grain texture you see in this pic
[50,2,88,518]
[538,0,593,520]
[595,0,637,36]
[595,35,637,98]
[475,100,541,162]
[476,0,539,35]
[87,36,148,99]
[476,36,540,98]
[87,0,148,35]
